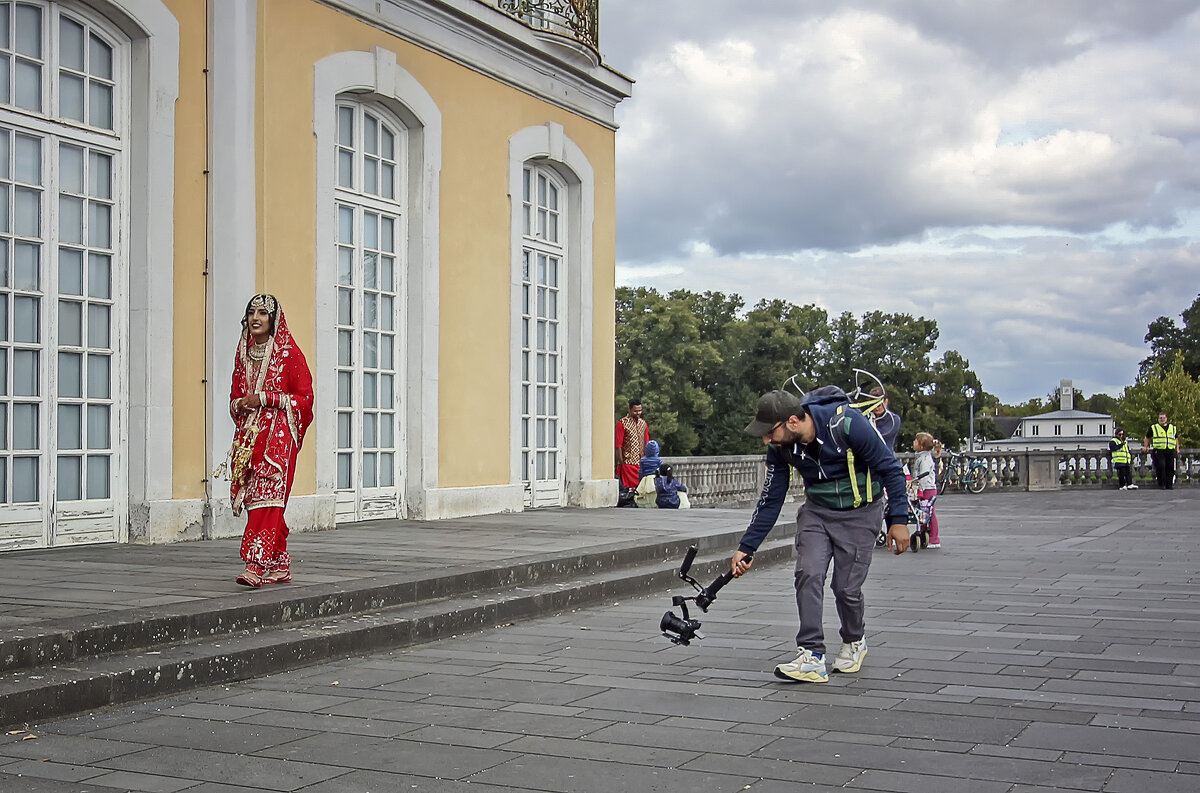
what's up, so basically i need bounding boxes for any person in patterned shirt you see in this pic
[615,400,650,490]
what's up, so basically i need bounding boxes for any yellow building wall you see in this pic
[165,0,213,501]
[250,0,618,493]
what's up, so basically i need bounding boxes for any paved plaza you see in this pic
[1,489,1198,792]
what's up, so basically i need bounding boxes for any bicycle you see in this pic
[937,450,988,494]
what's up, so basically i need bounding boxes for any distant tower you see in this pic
[1059,379,1073,411]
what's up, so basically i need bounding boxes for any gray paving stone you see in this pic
[1012,722,1198,761]
[99,745,345,790]
[471,754,755,792]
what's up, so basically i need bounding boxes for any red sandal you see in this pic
[263,570,291,584]
[236,569,263,588]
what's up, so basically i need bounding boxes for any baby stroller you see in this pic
[907,485,935,552]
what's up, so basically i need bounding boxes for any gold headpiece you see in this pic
[249,294,278,314]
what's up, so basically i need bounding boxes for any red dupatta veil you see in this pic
[226,301,314,515]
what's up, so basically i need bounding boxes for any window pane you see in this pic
[12,347,36,393]
[363,452,376,488]
[87,201,110,248]
[0,295,6,341]
[59,144,84,193]
[337,205,353,243]
[380,335,393,370]
[0,404,5,447]
[0,130,7,180]
[381,295,393,331]
[379,452,393,486]
[58,402,82,446]
[337,452,350,489]
[381,128,395,160]
[59,249,87,295]
[12,402,36,447]
[88,152,112,199]
[364,157,377,194]
[87,253,110,298]
[364,252,376,289]
[0,351,5,393]
[381,217,394,253]
[14,134,38,185]
[58,299,81,345]
[364,114,377,155]
[0,58,7,105]
[87,353,109,398]
[14,186,39,236]
[363,331,377,368]
[364,213,377,249]
[59,195,83,244]
[381,374,393,409]
[13,295,37,342]
[14,58,40,111]
[88,82,112,129]
[380,256,393,291]
[87,303,109,348]
[337,371,351,407]
[12,456,36,502]
[363,372,376,408]
[381,163,394,200]
[0,7,8,50]
[380,414,394,448]
[337,329,351,366]
[89,34,112,79]
[336,411,350,448]
[337,106,353,147]
[0,185,7,232]
[14,4,40,58]
[337,246,352,285]
[57,456,81,500]
[87,404,109,449]
[337,149,353,189]
[14,243,37,289]
[86,455,108,498]
[58,71,84,120]
[363,412,376,447]
[363,292,376,329]
[337,287,351,325]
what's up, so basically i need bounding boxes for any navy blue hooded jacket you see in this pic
[737,386,908,555]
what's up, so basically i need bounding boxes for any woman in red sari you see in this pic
[226,294,314,587]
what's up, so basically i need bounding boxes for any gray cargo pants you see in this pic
[793,498,884,655]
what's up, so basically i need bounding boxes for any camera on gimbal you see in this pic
[659,545,748,646]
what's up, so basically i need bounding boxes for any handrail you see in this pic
[495,0,599,52]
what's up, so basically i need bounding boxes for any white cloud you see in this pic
[604,1,1200,401]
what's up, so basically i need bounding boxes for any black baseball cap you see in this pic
[744,390,804,436]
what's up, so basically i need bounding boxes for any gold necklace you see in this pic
[248,341,269,361]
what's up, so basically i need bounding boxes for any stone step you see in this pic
[0,537,793,729]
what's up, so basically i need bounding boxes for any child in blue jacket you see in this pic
[654,464,688,509]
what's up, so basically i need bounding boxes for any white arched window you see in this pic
[519,163,565,507]
[0,0,126,548]
[332,99,407,522]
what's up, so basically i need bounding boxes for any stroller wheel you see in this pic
[910,532,920,552]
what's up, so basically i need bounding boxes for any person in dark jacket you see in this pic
[732,387,909,684]
[654,464,688,509]
[637,440,663,481]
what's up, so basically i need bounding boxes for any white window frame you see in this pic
[508,123,594,507]
[313,47,440,520]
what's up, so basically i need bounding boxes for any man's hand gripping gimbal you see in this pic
[659,545,749,646]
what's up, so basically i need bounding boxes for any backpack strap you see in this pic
[835,405,873,508]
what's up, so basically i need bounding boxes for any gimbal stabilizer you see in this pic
[659,545,748,646]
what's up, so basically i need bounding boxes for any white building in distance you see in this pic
[984,380,1132,453]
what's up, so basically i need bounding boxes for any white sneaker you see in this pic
[1119,485,1128,490]
[774,647,828,683]
[927,543,941,549]
[831,638,868,673]
[1129,484,1139,489]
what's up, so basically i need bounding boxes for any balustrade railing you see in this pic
[496,0,599,52]
[656,449,1198,506]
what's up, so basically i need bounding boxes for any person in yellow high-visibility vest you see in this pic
[1109,428,1135,490]
[1143,412,1179,490]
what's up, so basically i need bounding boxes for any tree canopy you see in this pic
[1141,293,1200,380]
[615,287,989,456]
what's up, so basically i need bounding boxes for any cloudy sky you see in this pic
[599,1,1200,404]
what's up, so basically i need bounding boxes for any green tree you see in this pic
[1140,293,1200,379]
[1114,353,1200,448]
[615,287,722,455]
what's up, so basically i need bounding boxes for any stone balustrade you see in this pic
[658,449,1198,506]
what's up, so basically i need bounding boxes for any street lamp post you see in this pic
[965,387,977,454]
